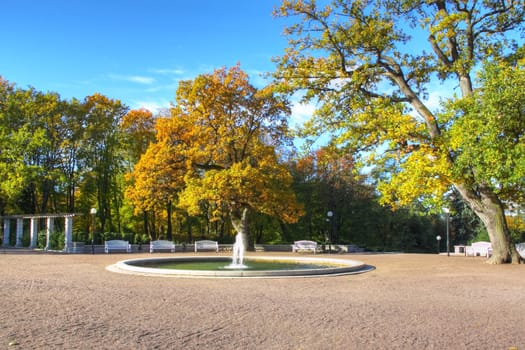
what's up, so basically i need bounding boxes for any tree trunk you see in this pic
[166,201,173,241]
[230,207,254,251]
[279,221,292,243]
[455,183,522,264]
[150,209,157,241]
[142,211,149,239]
[186,219,192,244]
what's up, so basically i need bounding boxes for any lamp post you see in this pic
[327,211,333,254]
[436,235,441,254]
[442,207,450,257]
[90,208,97,254]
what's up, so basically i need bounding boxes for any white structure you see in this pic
[194,240,219,252]
[292,240,318,254]
[149,240,175,253]
[465,241,492,257]
[1,213,79,252]
[104,240,131,253]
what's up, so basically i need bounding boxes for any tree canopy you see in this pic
[444,57,525,204]
[126,65,304,248]
[0,77,131,240]
[274,0,524,263]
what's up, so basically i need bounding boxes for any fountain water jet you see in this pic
[225,233,247,269]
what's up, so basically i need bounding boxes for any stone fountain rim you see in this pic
[106,255,374,279]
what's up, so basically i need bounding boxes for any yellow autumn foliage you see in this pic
[126,65,303,226]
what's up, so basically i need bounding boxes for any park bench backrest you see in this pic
[104,240,131,253]
[150,240,175,253]
[195,240,219,252]
[292,240,317,254]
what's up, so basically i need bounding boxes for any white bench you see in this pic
[292,240,318,254]
[150,240,175,253]
[104,240,131,253]
[465,241,492,257]
[194,240,219,252]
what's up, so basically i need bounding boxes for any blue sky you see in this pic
[2,0,297,113]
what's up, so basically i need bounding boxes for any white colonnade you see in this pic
[1,214,78,252]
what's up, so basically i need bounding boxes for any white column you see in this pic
[45,217,54,250]
[2,219,10,247]
[64,216,73,252]
[16,218,23,247]
[29,218,39,248]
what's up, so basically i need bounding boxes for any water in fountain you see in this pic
[226,233,247,269]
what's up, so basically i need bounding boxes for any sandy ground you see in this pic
[0,251,524,350]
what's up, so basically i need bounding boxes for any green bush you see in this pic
[37,230,64,250]
[471,228,489,243]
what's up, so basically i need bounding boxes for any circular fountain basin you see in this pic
[107,256,373,278]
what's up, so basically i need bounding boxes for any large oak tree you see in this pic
[127,65,303,249]
[274,0,524,263]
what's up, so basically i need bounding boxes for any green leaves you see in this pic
[444,59,525,200]
[274,0,524,207]
[0,77,129,232]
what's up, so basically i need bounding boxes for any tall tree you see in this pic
[0,77,28,214]
[125,138,186,240]
[0,80,67,214]
[120,108,157,238]
[80,93,128,233]
[131,65,304,249]
[274,0,524,263]
[25,90,68,213]
[58,98,87,213]
[292,146,365,242]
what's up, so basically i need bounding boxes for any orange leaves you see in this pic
[120,108,156,163]
[125,139,186,214]
[121,108,154,135]
[125,65,303,225]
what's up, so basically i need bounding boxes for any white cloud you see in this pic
[289,94,317,129]
[148,68,186,76]
[108,74,156,85]
[129,76,156,84]
[424,83,457,112]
